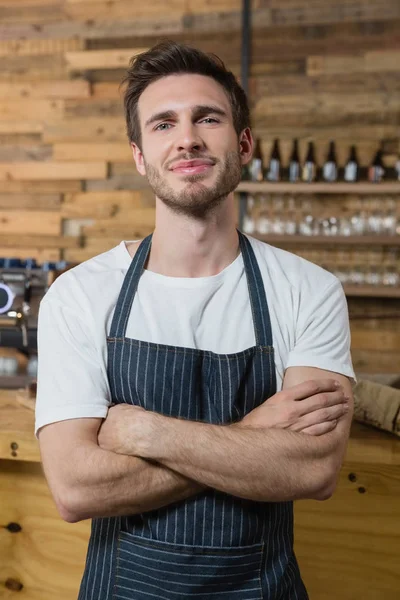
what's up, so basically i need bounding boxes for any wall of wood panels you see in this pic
[1,0,400,374]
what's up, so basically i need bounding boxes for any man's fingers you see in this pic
[301,420,338,436]
[295,404,348,430]
[296,390,348,417]
[282,378,343,402]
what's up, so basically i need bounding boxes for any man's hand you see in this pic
[239,379,350,436]
[98,404,155,455]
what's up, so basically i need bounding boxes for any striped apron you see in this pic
[78,231,308,600]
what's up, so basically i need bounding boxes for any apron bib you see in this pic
[78,231,308,600]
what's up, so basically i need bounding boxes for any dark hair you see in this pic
[121,40,250,148]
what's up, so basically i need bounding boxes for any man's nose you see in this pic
[176,123,204,153]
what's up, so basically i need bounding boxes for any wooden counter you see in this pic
[1,389,399,599]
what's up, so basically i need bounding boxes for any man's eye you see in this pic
[155,123,172,131]
[201,118,219,124]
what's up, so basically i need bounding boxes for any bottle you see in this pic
[344,145,359,182]
[248,139,264,182]
[288,139,300,183]
[302,141,317,183]
[323,140,338,182]
[266,138,281,182]
[368,144,385,183]
[395,154,400,181]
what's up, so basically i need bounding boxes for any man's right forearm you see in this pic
[58,443,206,523]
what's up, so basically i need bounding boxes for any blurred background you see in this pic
[0,1,399,599]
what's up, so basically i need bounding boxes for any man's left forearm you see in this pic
[129,414,339,502]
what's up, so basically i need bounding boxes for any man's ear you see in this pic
[239,128,254,166]
[131,142,146,176]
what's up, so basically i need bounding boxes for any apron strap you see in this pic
[238,231,273,348]
[109,234,153,338]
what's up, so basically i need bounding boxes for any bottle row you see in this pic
[242,195,400,237]
[0,258,68,270]
[295,248,400,288]
[244,139,400,184]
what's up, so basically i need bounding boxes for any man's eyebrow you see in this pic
[145,110,177,129]
[192,105,228,118]
[145,105,228,129]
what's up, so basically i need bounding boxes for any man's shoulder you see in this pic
[245,233,339,293]
[42,241,131,309]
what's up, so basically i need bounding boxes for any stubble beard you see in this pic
[144,150,242,219]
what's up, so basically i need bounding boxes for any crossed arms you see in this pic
[38,366,353,523]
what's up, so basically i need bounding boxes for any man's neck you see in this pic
[146,195,240,278]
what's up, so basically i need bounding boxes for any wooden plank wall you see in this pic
[1,0,400,373]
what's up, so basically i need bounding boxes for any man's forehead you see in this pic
[138,73,231,119]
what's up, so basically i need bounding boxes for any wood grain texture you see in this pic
[0,210,61,235]
[0,180,82,193]
[53,142,131,162]
[0,144,52,162]
[0,161,107,180]
[61,190,144,218]
[0,8,270,41]
[0,193,61,210]
[65,98,124,119]
[0,247,61,261]
[64,0,239,20]
[0,37,84,57]
[43,118,126,143]
[308,51,400,75]
[0,121,43,134]
[0,234,80,249]
[0,80,90,99]
[65,47,147,70]
[269,0,400,26]
[352,349,400,374]
[0,460,90,600]
[0,99,63,122]
[296,460,400,599]
[81,207,155,234]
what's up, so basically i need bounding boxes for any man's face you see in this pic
[132,73,251,219]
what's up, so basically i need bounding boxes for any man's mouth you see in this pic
[170,159,215,175]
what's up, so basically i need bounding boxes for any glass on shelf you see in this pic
[243,194,256,234]
[334,249,351,284]
[256,194,271,235]
[382,248,400,286]
[366,197,383,235]
[364,249,383,286]
[350,198,367,235]
[348,250,366,285]
[285,195,297,235]
[382,197,398,236]
[271,196,285,234]
[338,206,352,236]
[298,198,314,236]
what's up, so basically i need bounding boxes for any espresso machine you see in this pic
[0,258,69,388]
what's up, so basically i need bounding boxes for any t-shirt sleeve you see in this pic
[34,295,111,439]
[285,278,356,385]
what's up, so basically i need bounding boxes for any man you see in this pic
[36,41,355,599]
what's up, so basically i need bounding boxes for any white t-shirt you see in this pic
[35,234,355,438]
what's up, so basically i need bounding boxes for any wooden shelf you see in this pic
[0,374,35,389]
[343,285,400,298]
[236,182,400,194]
[253,234,400,246]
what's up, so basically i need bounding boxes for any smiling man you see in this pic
[36,42,355,599]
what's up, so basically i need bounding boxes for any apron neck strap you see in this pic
[238,231,273,347]
[109,234,153,339]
